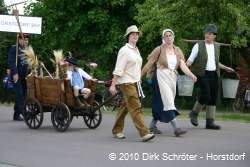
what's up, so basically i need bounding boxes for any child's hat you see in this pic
[66,57,78,65]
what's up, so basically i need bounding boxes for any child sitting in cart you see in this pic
[66,57,98,109]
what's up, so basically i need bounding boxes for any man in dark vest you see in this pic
[8,33,30,121]
[186,24,234,130]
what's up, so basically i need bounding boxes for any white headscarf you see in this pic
[162,29,175,44]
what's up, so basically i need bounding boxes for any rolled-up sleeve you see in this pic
[188,43,199,63]
[113,48,128,76]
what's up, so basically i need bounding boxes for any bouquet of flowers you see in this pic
[60,60,68,72]
[87,62,98,78]
[60,60,68,78]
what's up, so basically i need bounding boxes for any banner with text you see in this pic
[0,15,42,34]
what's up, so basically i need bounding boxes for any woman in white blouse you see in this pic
[110,25,155,142]
[141,29,197,136]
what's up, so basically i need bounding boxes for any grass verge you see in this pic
[2,103,249,123]
[103,108,250,123]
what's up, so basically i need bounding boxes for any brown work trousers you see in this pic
[112,83,150,137]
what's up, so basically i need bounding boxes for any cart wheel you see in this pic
[23,98,43,129]
[102,86,123,112]
[51,102,71,132]
[102,88,116,111]
[84,101,102,129]
[70,116,74,123]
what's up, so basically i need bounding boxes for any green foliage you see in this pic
[2,0,248,110]
[136,0,250,53]
[24,0,146,78]
[0,0,8,14]
[0,33,16,96]
[136,0,250,109]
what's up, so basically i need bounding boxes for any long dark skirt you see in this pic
[152,71,180,123]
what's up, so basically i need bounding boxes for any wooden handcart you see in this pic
[23,76,102,132]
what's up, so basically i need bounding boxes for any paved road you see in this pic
[0,106,250,167]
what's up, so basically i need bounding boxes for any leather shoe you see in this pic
[13,116,24,121]
[206,118,221,130]
[189,110,198,126]
[174,128,187,137]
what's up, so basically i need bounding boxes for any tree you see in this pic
[0,0,15,75]
[0,0,16,98]
[135,0,250,70]
[24,0,146,78]
[135,0,250,108]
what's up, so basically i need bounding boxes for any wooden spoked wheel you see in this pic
[23,98,44,129]
[51,102,71,132]
[84,101,102,129]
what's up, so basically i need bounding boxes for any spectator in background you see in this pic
[2,69,14,104]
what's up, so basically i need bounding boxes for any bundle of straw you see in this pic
[50,50,65,79]
[21,45,39,76]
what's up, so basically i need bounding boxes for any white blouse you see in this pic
[157,54,177,70]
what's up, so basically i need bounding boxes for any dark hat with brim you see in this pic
[205,24,217,34]
[66,57,78,66]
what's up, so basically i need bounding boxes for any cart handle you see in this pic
[91,90,122,112]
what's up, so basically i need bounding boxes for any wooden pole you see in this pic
[40,62,53,78]
[1,1,28,9]
[12,6,24,66]
[12,6,24,41]
[15,34,19,66]
[181,39,233,68]
[181,39,231,47]
[91,90,122,112]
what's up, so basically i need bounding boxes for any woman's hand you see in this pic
[190,74,197,82]
[109,85,117,96]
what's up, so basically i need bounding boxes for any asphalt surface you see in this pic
[0,106,250,167]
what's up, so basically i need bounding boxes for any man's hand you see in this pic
[13,74,19,83]
[225,67,234,73]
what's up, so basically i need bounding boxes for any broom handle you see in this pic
[42,66,53,78]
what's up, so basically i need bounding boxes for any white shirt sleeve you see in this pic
[113,47,128,76]
[187,43,199,63]
[79,68,92,80]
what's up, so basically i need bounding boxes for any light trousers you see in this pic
[112,83,149,137]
